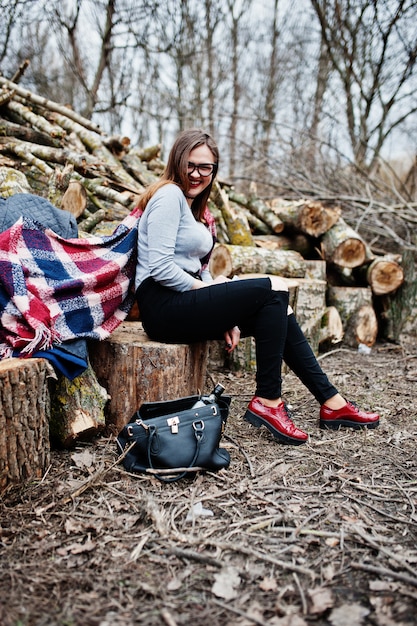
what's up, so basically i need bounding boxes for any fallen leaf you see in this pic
[308,587,334,614]
[325,537,339,547]
[329,603,370,626]
[259,576,278,592]
[211,566,241,600]
[69,539,96,554]
[71,449,95,469]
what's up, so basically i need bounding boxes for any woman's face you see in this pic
[184,144,216,205]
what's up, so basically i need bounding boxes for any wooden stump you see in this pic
[89,322,209,433]
[0,358,52,492]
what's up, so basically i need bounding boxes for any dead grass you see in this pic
[1,339,416,626]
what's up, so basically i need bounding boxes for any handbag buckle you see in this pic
[167,416,180,434]
[193,420,205,432]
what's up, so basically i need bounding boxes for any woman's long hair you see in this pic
[135,128,219,221]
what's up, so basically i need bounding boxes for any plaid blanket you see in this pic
[0,207,142,358]
[0,201,217,359]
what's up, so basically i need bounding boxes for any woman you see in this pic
[134,128,379,445]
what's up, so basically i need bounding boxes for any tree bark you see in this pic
[209,243,306,279]
[0,358,52,492]
[212,182,254,246]
[374,249,416,341]
[227,188,284,234]
[88,322,209,434]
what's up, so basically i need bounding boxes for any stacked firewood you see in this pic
[0,76,414,355]
[208,184,413,357]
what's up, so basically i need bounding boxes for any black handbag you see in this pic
[116,393,231,482]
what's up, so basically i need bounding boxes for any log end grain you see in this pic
[368,259,404,295]
[333,238,367,268]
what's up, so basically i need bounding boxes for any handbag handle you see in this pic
[146,420,205,483]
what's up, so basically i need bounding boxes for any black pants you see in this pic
[136,277,338,403]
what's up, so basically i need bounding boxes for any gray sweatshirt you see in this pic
[135,183,214,292]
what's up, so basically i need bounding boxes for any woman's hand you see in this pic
[224,326,240,353]
[211,274,231,284]
[193,274,231,289]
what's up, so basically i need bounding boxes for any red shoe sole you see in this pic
[320,418,379,430]
[244,409,308,445]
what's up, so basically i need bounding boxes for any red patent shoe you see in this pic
[244,397,308,445]
[320,401,380,430]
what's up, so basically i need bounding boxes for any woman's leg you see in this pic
[137,277,309,444]
[283,313,380,429]
[283,313,338,404]
[137,277,289,399]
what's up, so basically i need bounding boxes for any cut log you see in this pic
[319,306,344,348]
[270,198,341,237]
[0,357,53,492]
[49,360,108,447]
[293,278,327,354]
[304,259,327,282]
[293,278,326,328]
[0,165,31,196]
[240,207,271,235]
[88,322,209,433]
[121,150,157,188]
[254,233,314,258]
[327,286,378,347]
[320,217,367,268]
[0,76,102,133]
[227,188,284,234]
[207,201,231,244]
[211,182,254,246]
[354,255,404,295]
[209,243,306,279]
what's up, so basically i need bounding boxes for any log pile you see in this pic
[1,76,416,489]
[0,76,414,351]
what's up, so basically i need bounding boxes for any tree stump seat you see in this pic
[88,321,209,434]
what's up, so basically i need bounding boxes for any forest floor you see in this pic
[1,336,417,626]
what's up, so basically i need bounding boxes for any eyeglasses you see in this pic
[187,162,217,177]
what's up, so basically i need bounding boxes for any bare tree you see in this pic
[311,0,417,171]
